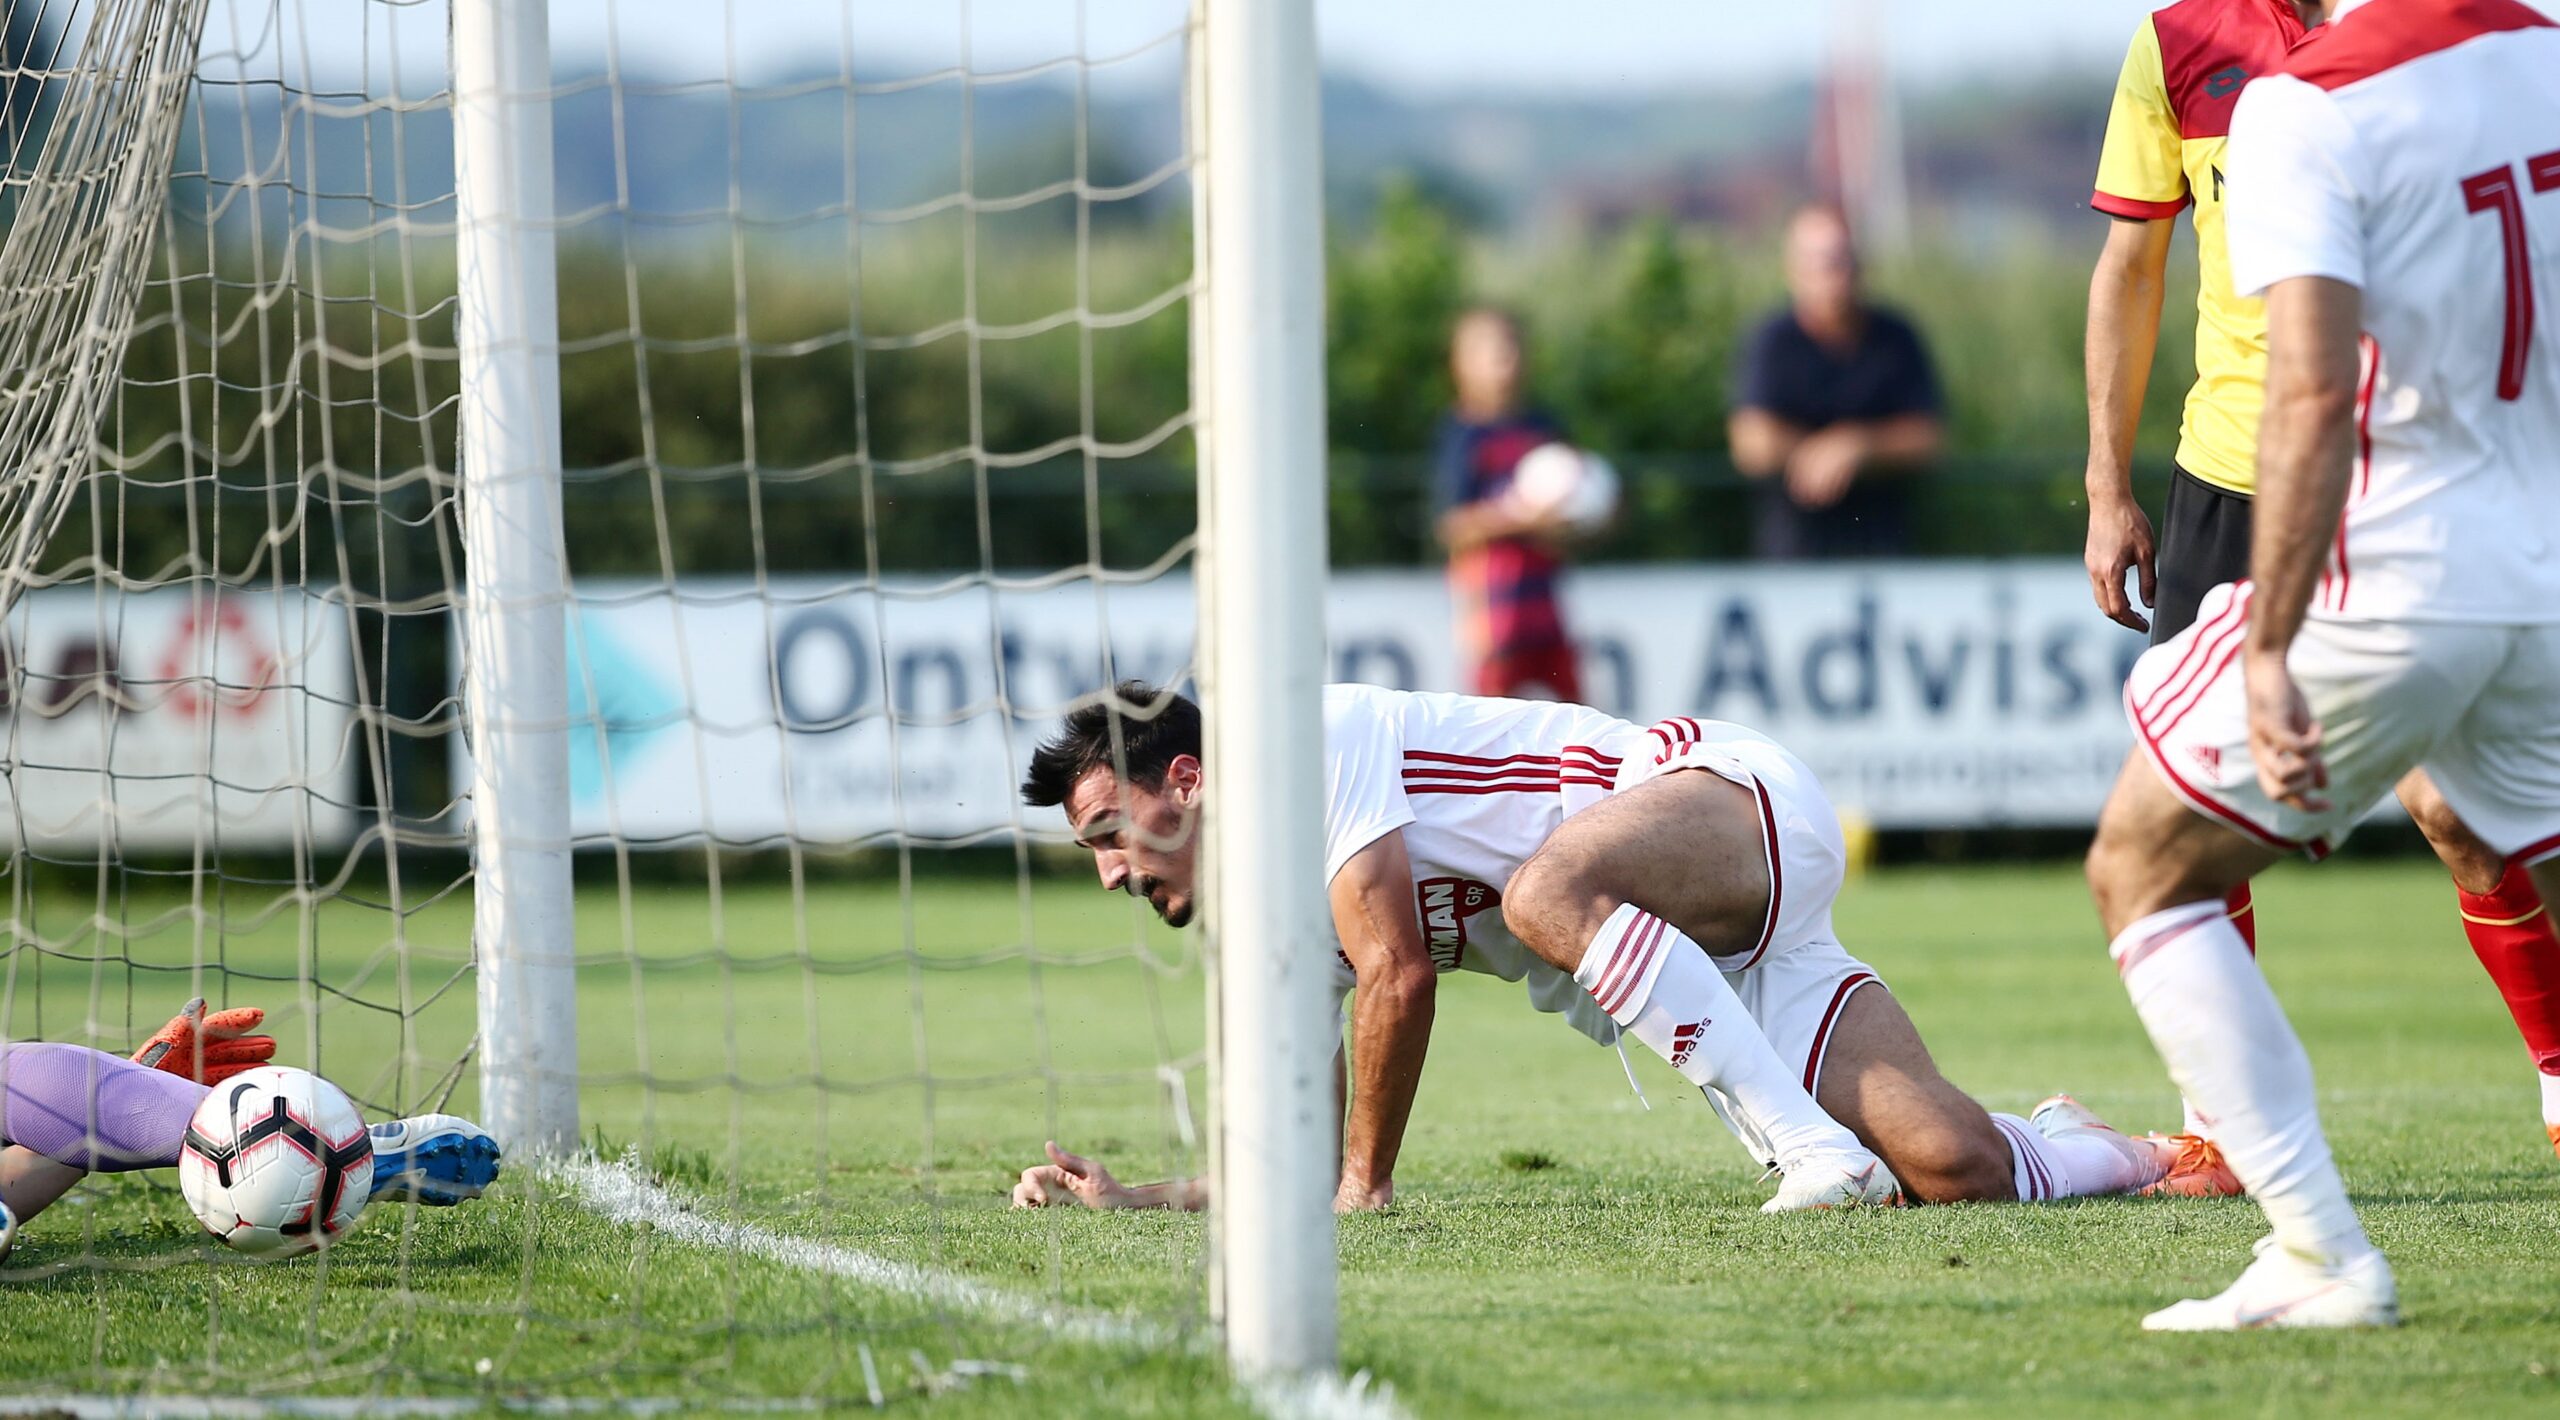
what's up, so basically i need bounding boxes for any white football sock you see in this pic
[1575,903,1865,1169]
[1992,1113,2155,1199]
[2112,901,2374,1265]
[2541,1069,2560,1130]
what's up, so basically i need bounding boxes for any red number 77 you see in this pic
[2462,148,2560,403]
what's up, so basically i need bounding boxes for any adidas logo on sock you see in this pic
[1668,1018,1711,1069]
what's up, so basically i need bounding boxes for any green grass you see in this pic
[6,858,2560,1415]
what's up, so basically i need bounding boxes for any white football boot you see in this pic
[1761,1150,1902,1213]
[368,1113,503,1206]
[2142,1233,2399,1331]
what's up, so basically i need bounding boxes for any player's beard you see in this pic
[1135,874,1193,928]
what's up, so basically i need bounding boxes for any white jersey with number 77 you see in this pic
[2221,0,2560,624]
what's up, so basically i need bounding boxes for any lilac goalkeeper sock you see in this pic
[0,1042,209,1171]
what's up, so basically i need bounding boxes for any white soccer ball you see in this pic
[1509,442,1620,534]
[178,1066,374,1258]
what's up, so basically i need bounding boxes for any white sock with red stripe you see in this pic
[1991,1114,2154,1200]
[1575,902,1866,1170]
[2111,901,2376,1265]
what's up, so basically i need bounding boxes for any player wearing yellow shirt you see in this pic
[2083,0,2303,642]
[2082,0,2560,1164]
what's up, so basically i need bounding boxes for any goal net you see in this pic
[0,0,1334,1407]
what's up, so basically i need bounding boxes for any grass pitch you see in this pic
[4,857,2558,1416]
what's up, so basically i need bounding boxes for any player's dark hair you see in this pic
[1020,680,1202,809]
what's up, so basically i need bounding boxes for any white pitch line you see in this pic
[549,1155,1173,1350]
[549,1156,1410,1420]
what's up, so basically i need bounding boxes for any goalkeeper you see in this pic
[0,1000,498,1261]
[1009,683,2233,1214]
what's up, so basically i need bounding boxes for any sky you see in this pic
[537,0,2148,92]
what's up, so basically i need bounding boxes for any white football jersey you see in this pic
[1319,683,1789,1045]
[2223,0,2560,623]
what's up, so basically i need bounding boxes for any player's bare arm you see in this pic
[2083,215,2174,631]
[1010,1141,1206,1212]
[2242,275,2364,813]
[1436,499,1568,554]
[1727,406,1807,478]
[1330,827,1437,1213]
[1783,413,1943,510]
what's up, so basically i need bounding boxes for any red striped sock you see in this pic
[2459,860,2560,1077]
[2223,883,2257,956]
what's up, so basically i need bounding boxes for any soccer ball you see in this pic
[1509,442,1620,534]
[178,1066,374,1257]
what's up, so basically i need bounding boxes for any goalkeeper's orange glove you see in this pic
[131,997,277,1085]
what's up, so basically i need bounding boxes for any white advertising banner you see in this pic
[527,561,2151,846]
[1,589,359,852]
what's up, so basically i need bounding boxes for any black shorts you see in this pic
[2150,463,2256,646]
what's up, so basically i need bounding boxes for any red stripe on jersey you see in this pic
[2286,0,2553,91]
[1800,971,1879,1093]
[1741,778,1784,970]
[1405,782,1562,796]
[2330,337,2381,612]
[1402,767,1556,788]
[1403,750,1561,768]
[1561,743,1623,766]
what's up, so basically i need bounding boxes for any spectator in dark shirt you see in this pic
[1729,206,1946,559]
[1433,308,1581,701]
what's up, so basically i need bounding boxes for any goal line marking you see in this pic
[551,1156,1409,1420]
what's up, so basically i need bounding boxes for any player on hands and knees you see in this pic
[1011,682,2210,1216]
[2085,0,2560,1330]
[2084,0,2560,1165]
[0,1000,502,1260]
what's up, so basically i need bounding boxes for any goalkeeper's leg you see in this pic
[1,1042,209,1227]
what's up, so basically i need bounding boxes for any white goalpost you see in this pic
[452,0,578,1160]
[1,0,1340,1401]
[1194,0,1337,1379]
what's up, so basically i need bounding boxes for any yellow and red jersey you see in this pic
[2092,0,2308,495]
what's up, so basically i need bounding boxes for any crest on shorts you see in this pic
[1415,878,1500,970]
[2189,744,2223,778]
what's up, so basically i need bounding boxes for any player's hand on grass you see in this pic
[2244,649,2329,812]
[1012,1141,1142,1210]
[2084,489,2157,633]
[131,998,277,1085]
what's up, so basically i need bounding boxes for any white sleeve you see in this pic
[1322,695,1416,886]
[2225,75,2368,299]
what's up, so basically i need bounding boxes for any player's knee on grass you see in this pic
[1867,1094,2015,1205]
[2398,771,2505,894]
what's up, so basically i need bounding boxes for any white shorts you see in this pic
[2127,582,2560,862]
[1611,720,1849,972]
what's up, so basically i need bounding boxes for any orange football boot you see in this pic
[2136,1132,2245,1198]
